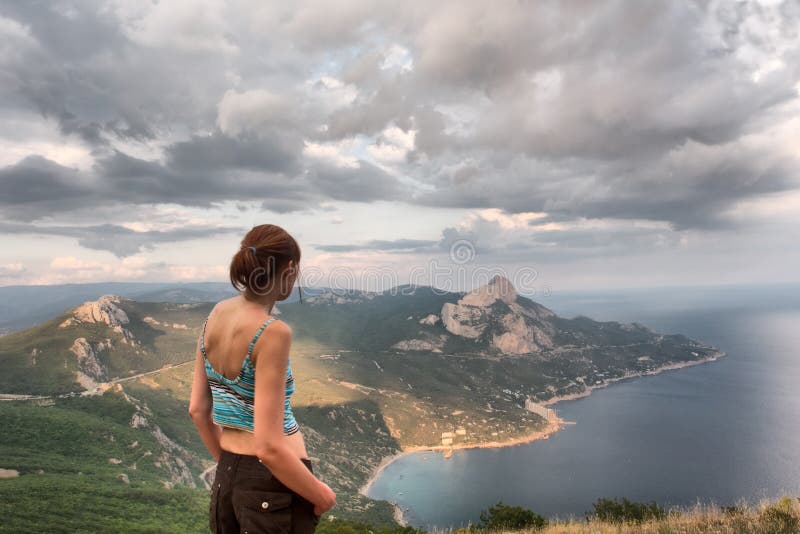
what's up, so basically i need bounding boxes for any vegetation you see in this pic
[440,496,800,534]
[585,496,666,523]
[474,501,548,531]
[313,517,425,534]
[0,475,209,534]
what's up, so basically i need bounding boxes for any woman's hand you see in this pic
[313,481,337,516]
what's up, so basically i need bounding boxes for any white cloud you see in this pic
[380,44,414,71]
[302,139,360,168]
[111,0,238,55]
[304,75,359,116]
[217,88,293,136]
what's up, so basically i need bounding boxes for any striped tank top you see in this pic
[200,315,299,435]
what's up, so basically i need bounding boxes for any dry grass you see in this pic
[433,496,800,534]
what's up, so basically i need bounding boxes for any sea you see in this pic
[364,283,800,530]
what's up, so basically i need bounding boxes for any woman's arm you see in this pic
[252,320,329,507]
[188,333,223,461]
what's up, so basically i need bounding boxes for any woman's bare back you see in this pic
[205,295,310,460]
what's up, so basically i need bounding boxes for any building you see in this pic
[524,397,554,420]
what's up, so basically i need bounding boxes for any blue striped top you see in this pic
[201,315,299,435]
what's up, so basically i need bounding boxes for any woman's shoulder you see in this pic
[263,317,291,339]
[214,296,240,310]
[250,318,291,367]
[209,296,291,336]
[206,297,234,319]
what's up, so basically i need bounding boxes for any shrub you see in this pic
[586,497,667,524]
[758,496,799,534]
[477,501,547,531]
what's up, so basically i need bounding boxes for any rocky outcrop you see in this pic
[441,275,555,354]
[419,314,439,326]
[69,337,110,389]
[115,384,198,488]
[60,295,137,344]
[62,295,129,327]
[460,274,517,307]
[391,334,446,352]
[440,301,489,339]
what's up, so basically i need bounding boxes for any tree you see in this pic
[478,501,547,531]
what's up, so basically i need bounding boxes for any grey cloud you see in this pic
[0,2,150,146]
[311,218,684,265]
[1,1,236,148]
[92,131,308,207]
[437,219,685,265]
[0,134,406,222]
[306,159,404,202]
[95,143,404,208]
[0,221,244,258]
[324,79,416,140]
[165,131,301,175]
[314,238,438,252]
[323,1,800,228]
[0,156,95,220]
[412,137,800,230]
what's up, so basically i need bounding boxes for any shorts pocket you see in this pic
[234,489,293,534]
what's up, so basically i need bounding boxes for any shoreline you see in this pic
[358,411,570,526]
[540,348,726,406]
[359,347,726,527]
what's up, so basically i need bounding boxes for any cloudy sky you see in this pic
[1,0,798,293]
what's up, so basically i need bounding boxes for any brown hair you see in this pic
[229,224,301,301]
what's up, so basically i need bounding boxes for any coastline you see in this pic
[540,348,727,406]
[359,347,726,527]
[358,411,569,526]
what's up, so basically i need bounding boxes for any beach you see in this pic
[358,410,570,526]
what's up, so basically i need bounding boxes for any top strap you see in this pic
[247,317,277,357]
[199,315,210,358]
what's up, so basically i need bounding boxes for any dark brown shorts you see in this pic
[209,450,321,533]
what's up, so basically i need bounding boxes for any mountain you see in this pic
[0,294,212,395]
[0,283,336,336]
[0,282,236,335]
[0,279,725,530]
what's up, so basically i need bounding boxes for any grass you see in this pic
[435,496,800,534]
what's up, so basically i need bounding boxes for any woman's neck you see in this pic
[239,292,276,314]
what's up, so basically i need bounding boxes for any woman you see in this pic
[189,224,336,533]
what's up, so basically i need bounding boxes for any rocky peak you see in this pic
[439,275,554,354]
[460,275,517,307]
[60,295,137,344]
[61,295,129,328]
